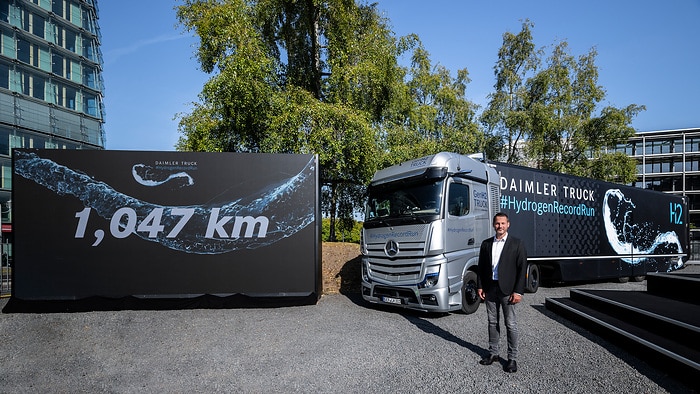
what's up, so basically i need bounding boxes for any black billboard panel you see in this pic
[10,149,320,306]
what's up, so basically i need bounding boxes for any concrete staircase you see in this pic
[545,271,700,390]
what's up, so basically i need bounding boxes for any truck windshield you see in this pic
[364,179,444,225]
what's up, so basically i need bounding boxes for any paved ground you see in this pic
[0,265,697,393]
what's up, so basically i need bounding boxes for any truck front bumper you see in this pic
[361,281,459,313]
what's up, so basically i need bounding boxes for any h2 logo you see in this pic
[670,202,684,225]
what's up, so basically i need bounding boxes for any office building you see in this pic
[0,0,105,259]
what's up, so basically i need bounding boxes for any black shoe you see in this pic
[479,354,499,365]
[504,359,517,373]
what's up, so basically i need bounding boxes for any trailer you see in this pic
[492,161,688,289]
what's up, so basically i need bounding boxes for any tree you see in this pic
[526,42,644,181]
[175,0,408,240]
[482,21,644,183]
[481,20,539,164]
[380,40,482,167]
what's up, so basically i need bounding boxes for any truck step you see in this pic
[545,291,700,390]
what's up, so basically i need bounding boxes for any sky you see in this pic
[99,0,700,151]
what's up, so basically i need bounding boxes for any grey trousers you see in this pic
[484,283,519,360]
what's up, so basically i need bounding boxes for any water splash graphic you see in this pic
[132,164,194,188]
[14,151,315,254]
[603,188,683,267]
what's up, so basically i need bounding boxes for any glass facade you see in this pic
[0,0,104,263]
[619,128,700,260]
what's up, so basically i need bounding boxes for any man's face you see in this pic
[493,215,509,239]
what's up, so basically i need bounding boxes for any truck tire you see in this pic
[525,264,540,293]
[461,271,480,314]
[632,275,646,282]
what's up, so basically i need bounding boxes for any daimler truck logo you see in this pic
[385,240,399,257]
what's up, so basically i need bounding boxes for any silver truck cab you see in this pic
[361,152,500,313]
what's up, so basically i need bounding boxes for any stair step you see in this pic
[545,297,700,382]
[647,272,700,305]
[568,289,700,351]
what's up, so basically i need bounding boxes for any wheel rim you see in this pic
[464,280,478,304]
[530,268,539,289]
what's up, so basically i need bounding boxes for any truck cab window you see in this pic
[364,179,443,223]
[448,183,470,216]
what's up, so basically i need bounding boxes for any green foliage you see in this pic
[175,3,646,223]
[380,40,482,168]
[175,0,405,240]
[322,218,362,243]
[480,20,539,165]
[481,21,643,183]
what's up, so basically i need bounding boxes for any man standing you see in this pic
[477,212,527,373]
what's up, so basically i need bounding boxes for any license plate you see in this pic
[382,296,403,305]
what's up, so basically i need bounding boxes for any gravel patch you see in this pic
[1,267,697,393]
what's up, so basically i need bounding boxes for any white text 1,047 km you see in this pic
[74,207,270,246]
[74,207,195,246]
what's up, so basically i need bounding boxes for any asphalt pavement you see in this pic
[1,266,697,393]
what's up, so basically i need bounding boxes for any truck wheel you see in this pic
[632,275,646,282]
[525,264,540,293]
[461,271,480,314]
[617,276,630,283]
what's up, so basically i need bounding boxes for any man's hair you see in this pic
[493,212,509,223]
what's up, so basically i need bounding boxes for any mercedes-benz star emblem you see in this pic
[385,240,399,257]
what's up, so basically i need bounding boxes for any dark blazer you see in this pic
[477,234,528,295]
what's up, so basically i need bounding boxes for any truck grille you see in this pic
[366,257,422,282]
[365,241,426,258]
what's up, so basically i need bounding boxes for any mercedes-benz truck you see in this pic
[360,152,688,314]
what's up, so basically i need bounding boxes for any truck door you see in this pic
[444,180,474,253]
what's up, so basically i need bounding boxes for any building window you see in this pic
[686,176,700,191]
[32,74,45,100]
[645,140,671,155]
[0,0,9,23]
[70,59,80,83]
[16,37,30,64]
[674,160,684,172]
[9,134,23,150]
[32,13,45,38]
[687,137,700,153]
[0,126,10,156]
[1,163,10,190]
[69,1,81,25]
[83,64,95,88]
[84,92,98,117]
[0,62,8,89]
[64,28,76,52]
[633,141,644,156]
[52,52,63,76]
[52,0,64,18]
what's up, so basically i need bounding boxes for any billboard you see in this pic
[10,149,320,306]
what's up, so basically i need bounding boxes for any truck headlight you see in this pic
[362,261,370,282]
[418,265,440,289]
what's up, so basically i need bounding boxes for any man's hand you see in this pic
[478,288,486,300]
[508,293,522,304]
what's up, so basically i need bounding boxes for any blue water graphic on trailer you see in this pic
[603,188,683,266]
